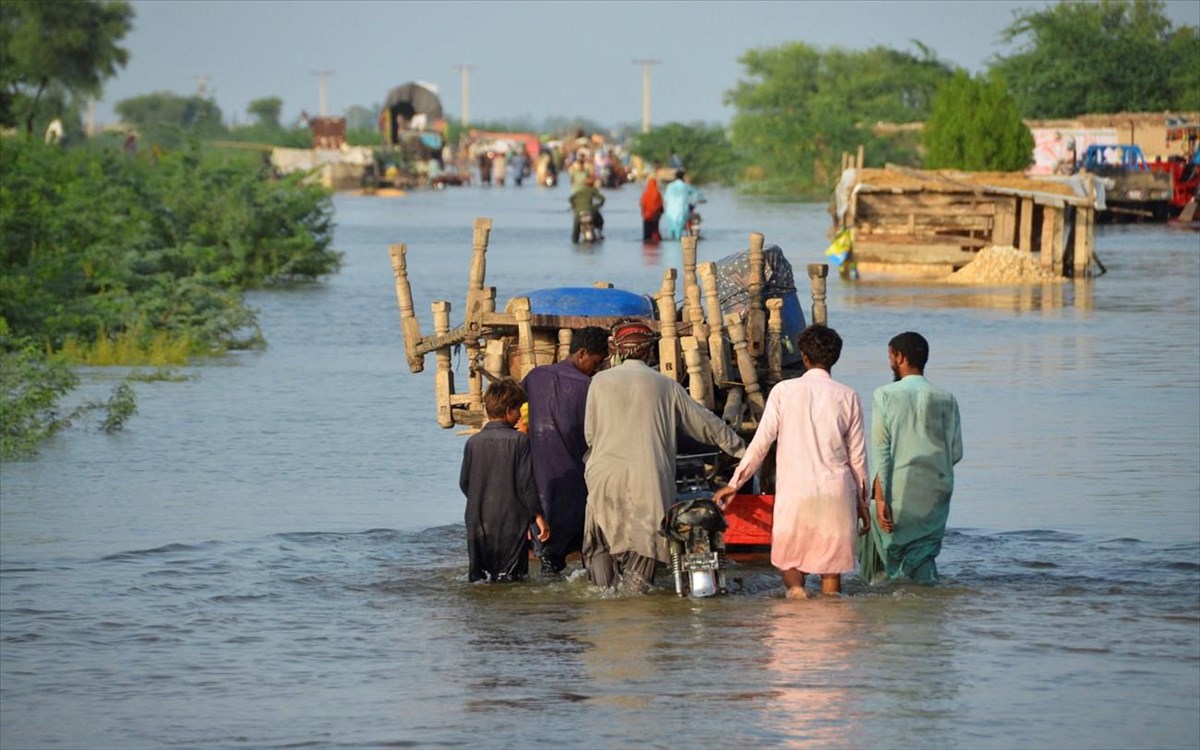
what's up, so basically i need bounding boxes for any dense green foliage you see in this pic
[247,97,283,128]
[992,0,1199,118]
[0,138,339,354]
[0,138,340,456]
[115,91,229,148]
[0,0,133,135]
[725,42,954,197]
[628,122,741,185]
[923,72,1035,171]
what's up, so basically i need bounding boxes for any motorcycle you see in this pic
[684,198,705,240]
[660,453,728,597]
[578,210,602,243]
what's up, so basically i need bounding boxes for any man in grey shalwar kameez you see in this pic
[582,320,745,591]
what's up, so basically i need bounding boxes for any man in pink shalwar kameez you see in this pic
[714,325,870,598]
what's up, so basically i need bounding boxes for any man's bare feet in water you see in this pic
[782,568,808,599]
[821,574,842,596]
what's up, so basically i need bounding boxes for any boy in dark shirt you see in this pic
[459,378,550,582]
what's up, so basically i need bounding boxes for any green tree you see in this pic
[628,122,741,185]
[115,92,226,147]
[923,71,1034,171]
[247,96,282,128]
[991,0,1196,118]
[0,0,133,135]
[726,42,954,196]
[1166,24,1200,111]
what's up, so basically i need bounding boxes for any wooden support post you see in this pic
[656,269,680,381]
[557,328,573,362]
[1052,207,1067,274]
[1019,197,1035,253]
[685,283,707,343]
[993,198,1017,247]
[855,144,864,170]
[722,386,745,428]
[1073,205,1093,278]
[483,338,507,381]
[681,336,708,406]
[747,232,767,358]
[807,263,829,326]
[1041,205,1065,275]
[388,243,425,373]
[467,218,492,316]
[698,261,730,385]
[462,219,492,415]
[432,301,454,428]
[683,283,714,407]
[726,313,765,420]
[680,236,699,324]
[511,297,536,381]
[766,298,784,386]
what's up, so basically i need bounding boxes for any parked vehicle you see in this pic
[1149,119,1200,221]
[1079,144,1173,221]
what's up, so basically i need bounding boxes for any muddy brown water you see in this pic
[3,185,1197,748]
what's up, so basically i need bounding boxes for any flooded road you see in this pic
[3,184,1198,748]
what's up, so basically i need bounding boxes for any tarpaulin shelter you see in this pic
[382,82,444,144]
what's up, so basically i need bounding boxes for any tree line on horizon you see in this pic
[4,0,1197,195]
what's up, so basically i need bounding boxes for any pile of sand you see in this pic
[945,245,1064,285]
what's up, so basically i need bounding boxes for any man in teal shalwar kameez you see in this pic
[859,332,963,584]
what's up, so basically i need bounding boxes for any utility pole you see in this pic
[195,74,210,98]
[632,59,661,134]
[452,64,474,127]
[311,70,334,117]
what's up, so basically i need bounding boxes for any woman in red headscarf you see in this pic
[640,178,663,243]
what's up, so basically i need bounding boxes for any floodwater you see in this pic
[2,184,1198,749]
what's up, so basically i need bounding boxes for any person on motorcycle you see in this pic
[569,176,606,243]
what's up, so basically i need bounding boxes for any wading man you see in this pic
[522,326,610,575]
[582,319,745,592]
[859,331,963,584]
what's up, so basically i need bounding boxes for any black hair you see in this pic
[798,325,842,369]
[888,331,929,371]
[483,377,526,419]
[571,326,610,356]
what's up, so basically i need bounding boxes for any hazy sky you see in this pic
[95,0,1200,130]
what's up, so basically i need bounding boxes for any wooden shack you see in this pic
[834,166,1100,279]
[388,218,830,434]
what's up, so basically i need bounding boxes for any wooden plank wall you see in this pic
[849,189,1093,277]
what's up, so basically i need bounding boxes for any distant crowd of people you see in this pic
[459,324,963,597]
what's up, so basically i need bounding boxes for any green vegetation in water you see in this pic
[0,137,340,457]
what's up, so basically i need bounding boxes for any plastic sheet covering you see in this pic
[518,287,655,318]
[714,245,806,364]
[714,245,796,317]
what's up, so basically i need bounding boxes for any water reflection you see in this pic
[843,280,1093,313]
[641,241,661,266]
[759,597,870,748]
